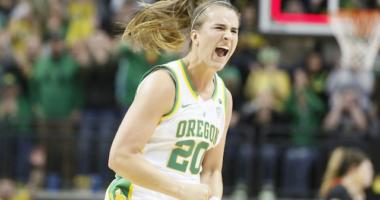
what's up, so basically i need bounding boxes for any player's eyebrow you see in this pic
[214,23,239,30]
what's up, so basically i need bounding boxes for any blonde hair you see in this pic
[123,0,239,52]
[319,147,368,198]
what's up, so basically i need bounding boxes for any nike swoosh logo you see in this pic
[182,104,191,108]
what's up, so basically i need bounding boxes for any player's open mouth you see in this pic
[215,47,229,57]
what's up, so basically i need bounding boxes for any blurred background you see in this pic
[0,0,380,199]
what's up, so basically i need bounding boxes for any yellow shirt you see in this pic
[65,1,96,46]
[244,68,290,111]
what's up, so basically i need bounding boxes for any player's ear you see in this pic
[190,30,199,47]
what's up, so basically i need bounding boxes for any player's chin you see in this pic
[210,61,228,71]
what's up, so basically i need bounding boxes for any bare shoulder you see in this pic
[134,69,176,116]
[137,69,175,95]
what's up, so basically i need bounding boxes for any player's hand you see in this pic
[177,182,210,200]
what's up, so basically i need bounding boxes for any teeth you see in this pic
[218,46,229,50]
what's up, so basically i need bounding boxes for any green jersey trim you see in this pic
[141,65,181,122]
[178,60,198,99]
[222,81,228,116]
[106,176,133,200]
[179,60,218,101]
[211,76,218,101]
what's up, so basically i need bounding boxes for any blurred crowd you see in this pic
[0,0,380,200]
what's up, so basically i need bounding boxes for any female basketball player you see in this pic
[319,147,373,200]
[105,0,239,200]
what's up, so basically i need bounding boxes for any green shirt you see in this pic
[0,96,33,135]
[284,87,325,146]
[115,44,176,107]
[32,52,82,119]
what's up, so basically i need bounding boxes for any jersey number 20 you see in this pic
[167,140,209,174]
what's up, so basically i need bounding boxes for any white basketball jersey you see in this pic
[109,60,228,200]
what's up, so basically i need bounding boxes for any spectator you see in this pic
[115,42,175,110]
[15,34,42,80]
[45,0,66,40]
[0,178,31,200]
[0,72,34,185]
[243,46,290,126]
[74,30,119,190]
[324,63,374,132]
[239,2,256,32]
[304,51,328,103]
[27,145,46,193]
[65,0,97,47]
[219,64,243,109]
[0,178,16,200]
[320,147,374,200]
[242,47,290,198]
[284,68,325,146]
[8,1,41,62]
[220,64,253,200]
[31,32,82,189]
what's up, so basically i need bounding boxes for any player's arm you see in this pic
[200,89,233,199]
[108,70,209,200]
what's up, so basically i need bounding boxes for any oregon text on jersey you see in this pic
[175,119,220,145]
